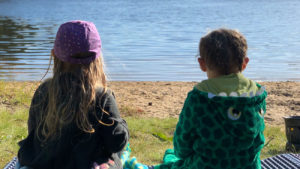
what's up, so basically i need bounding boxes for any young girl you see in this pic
[16,20,129,169]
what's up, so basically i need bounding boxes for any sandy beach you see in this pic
[108,81,300,125]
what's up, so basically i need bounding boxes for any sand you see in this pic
[108,81,300,125]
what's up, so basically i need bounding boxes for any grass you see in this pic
[0,81,297,167]
[261,126,290,159]
[125,117,176,164]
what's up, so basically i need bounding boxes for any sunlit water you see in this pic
[0,0,300,81]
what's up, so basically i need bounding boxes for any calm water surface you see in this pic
[0,0,300,81]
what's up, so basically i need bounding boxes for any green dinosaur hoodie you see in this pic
[155,75,267,169]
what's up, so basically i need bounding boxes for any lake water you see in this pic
[0,0,300,81]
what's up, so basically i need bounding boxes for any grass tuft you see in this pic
[120,105,145,117]
[152,132,173,142]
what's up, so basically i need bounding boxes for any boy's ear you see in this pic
[242,57,249,71]
[198,58,207,72]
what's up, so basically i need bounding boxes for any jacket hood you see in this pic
[192,84,267,149]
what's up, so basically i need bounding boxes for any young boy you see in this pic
[155,28,267,169]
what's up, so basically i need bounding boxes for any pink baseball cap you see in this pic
[53,20,102,64]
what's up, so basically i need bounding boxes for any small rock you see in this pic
[148,102,152,106]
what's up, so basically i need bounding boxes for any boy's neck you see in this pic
[207,70,241,79]
[207,70,222,79]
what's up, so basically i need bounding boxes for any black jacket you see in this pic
[18,81,129,169]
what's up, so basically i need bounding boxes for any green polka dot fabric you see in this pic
[155,84,267,169]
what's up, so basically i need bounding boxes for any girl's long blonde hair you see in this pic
[36,53,108,142]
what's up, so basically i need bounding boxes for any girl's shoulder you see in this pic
[38,78,52,90]
[32,79,52,97]
[95,87,117,104]
[95,87,114,97]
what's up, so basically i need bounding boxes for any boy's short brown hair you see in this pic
[199,28,248,75]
